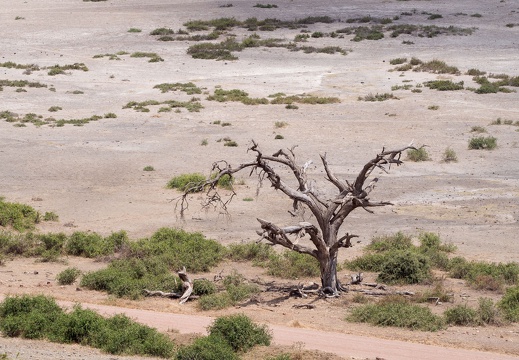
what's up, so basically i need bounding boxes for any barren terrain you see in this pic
[1,0,519,359]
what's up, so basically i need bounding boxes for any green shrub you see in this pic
[389,58,407,65]
[193,279,217,296]
[198,292,233,310]
[415,59,459,74]
[377,250,430,284]
[0,199,41,231]
[167,173,206,192]
[407,148,430,162]
[266,251,320,279]
[468,136,497,150]
[208,314,271,352]
[447,257,519,290]
[442,147,458,162]
[470,125,487,133]
[223,271,260,302]
[143,165,155,171]
[227,242,274,263]
[498,286,519,322]
[65,231,115,258]
[56,267,81,285]
[424,80,464,91]
[81,228,225,299]
[43,211,59,221]
[367,232,413,252]
[444,304,478,325]
[347,297,445,331]
[477,297,502,325]
[176,335,238,360]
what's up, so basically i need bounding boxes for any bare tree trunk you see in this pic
[317,248,340,295]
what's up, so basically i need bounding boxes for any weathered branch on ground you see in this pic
[144,267,195,304]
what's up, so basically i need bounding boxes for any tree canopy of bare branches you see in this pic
[178,141,418,295]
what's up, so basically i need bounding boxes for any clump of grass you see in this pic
[424,80,464,91]
[207,88,269,105]
[274,121,288,128]
[347,296,445,331]
[265,251,320,279]
[48,106,62,112]
[200,139,208,146]
[224,140,238,147]
[253,3,278,8]
[128,28,142,33]
[274,134,284,139]
[176,334,238,360]
[56,267,81,285]
[442,147,458,163]
[470,125,487,133]
[143,166,155,171]
[466,68,486,76]
[358,93,398,101]
[415,59,460,74]
[153,82,202,95]
[198,271,259,310]
[468,136,497,150]
[407,148,430,161]
[130,52,164,62]
[428,105,439,110]
[389,58,407,65]
[270,94,340,105]
[150,27,174,35]
[43,211,59,221]
[46,63,88,76]
[0,295,174,357]
[167,173,206,192]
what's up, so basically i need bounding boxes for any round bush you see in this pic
[377,250,430,284]
[56,267,81,285]
[444,304,478,326]
[208,314,271,352]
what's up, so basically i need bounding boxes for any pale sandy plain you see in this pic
[0,0,519,359]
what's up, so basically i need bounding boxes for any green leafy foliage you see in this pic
[208,314,271,352]
[167,173,206,192]
[175,334,238,360]
[468,136,497,150]
[347,296,445,331]
[81,228,226,299]
[0,198,41,231]
[345,232,455,284]
[56,267,81,285]
[498,286,519,322]
[0,295,174,357]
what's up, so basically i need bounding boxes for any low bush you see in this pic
[0,295,175,357]
[265,250,320,279]
[0,198,41,231]
[208,314,271,352]
[176,334,238,360]
[56,267,81,285]
[345,232,454,282]
[444,304,478,326]
[468,136,497,150]
[424,80,464,91]
[442,147,458,163]
[498,285,519,322]
[167,173,206,192]
[407,148,430,162]
[227,242,274,263]
[377,250,430,284]
[81,228,226,299]
[447,257,519,291]
[347,296,445,331]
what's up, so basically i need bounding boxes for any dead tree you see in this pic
[178,141,418,296]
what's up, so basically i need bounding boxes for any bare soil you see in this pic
[1,0,519,359]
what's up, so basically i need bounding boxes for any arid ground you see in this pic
[1,0,519,359]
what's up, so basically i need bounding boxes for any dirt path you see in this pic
[55,300,518,360]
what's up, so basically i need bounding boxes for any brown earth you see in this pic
[1,0,519,359]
